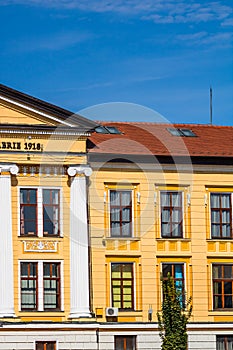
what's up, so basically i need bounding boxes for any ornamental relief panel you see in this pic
[23,240,58,252]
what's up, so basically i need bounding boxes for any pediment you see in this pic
[0,84,98,131]
[0,101,54,126]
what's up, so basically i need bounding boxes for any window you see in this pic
[111,263,134,310]
[20,189,37,235]
[21,262,37,310]
[43,263,61,310]
[20,188,60,236]
[95,126,121,134]
[211,193,232,239]
[213,264,233,309]
[20,262,61,311]
[167,128,197,137]
[160,191,183,238]
[110,190,132,237]
[217,336,233,350]
[162,263,185,298]
[115,336,136,350]
[35,341,56,350]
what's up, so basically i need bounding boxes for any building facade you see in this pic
[0,84,232,350]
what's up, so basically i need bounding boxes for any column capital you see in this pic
[68,165,92,177]
[0,164,19,175]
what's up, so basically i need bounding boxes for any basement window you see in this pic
[167,128,197,137]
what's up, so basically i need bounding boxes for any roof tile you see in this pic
[88,122,233,158]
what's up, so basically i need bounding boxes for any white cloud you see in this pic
[175,31,233,48]
[2,0,232,25]
[10,31,94,52]
[221,17,233,26]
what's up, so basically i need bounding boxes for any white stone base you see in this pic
[0,322,232,349]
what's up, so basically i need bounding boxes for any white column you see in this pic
[68,165,92,318]
[0,164,19,317]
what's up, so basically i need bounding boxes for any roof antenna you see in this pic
[210,86,213,124]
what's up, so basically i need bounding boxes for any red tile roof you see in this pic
[88,122,233,158]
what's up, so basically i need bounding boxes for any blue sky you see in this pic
[0,0,232,125]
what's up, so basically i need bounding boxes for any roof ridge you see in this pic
[95,120,233,128]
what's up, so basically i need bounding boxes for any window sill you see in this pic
[18,236,63,239]
[156,238,191,241]
[105,237,140,241]
[19,311,64,314]
[207,239,233,241]
[209,310,233,315]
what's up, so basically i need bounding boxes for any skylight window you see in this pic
[167,128,197,137]
[95,126,109,134]
[167,128,183,136]
[105,126,121,134]
[95,126,121,134]
[179,129,196,137]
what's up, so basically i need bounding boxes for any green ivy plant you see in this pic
[157,274,192,350]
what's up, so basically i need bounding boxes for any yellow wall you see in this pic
[0,102,89,322]
[1,100,233,324]
[89,167,233,323]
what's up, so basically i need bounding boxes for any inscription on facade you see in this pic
[0,141,43,151]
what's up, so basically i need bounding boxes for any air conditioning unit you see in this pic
[106,307,118,317]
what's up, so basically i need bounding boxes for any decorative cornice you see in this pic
[0,128,91,136]
[68,165,92,177]
[0,164,19,175]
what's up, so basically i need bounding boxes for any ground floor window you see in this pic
[20,261,61,311]
[111,263,134,310]
[115,336,136,350]
[213,264,233,309]
[35,341,56,350]
[217,336,233,350]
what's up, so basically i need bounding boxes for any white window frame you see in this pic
[209,192,233,240]
[110,261,136,310]
[108,189,135,238]
[18,186,63,237]
[159,190,185,239]
[160,262,187,303]
[18,260,64,312]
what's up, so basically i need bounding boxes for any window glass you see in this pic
[20,189,37,235]
[43,189,60,235]
[21,262,61,312]
[20,262,37,310]
[210,193,232,239]
[160,192,183,238]
[20,188,60,237]
[20,189,37,204]
[180,129,196,137]
[213,264,233,309]
[216,336,233,350]
[162,263,185,304]
[35,342,56,350]
[111,263,134,310]
[43,263,60,310]
[115,336,136,350]
[110,190,132,237]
